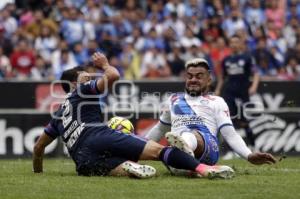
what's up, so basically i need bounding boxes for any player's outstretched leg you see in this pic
[165,132,195,157]
[163,133,234,179]
[121,161,156,179]
[141,140,234,179]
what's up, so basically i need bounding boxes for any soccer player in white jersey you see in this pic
[145,58,276,175]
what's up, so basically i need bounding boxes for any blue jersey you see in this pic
[44,80,108,154]
[222,52,255,89]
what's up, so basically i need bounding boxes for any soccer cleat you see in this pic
[122,161,156,179]
[196,164,235,179]
[165,132,195,157]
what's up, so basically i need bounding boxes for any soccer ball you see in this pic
[108,116,134,134]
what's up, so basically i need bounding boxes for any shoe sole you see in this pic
[122,162,156,179]
[165,132,195,157]
[207,168,235,179]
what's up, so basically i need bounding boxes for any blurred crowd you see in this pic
[0,0,300,81]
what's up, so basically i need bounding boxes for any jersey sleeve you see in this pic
[44,119,59,139]
[78,79,100,95]
[159,96,172,126]
[214,97,233,132]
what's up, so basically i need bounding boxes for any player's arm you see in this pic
[216,98,276,165]
[248,72,259,95]
[145,121,171,141]
[145,98,172,141]
[92,52,120,93]
[220,125,276,165]
[33,132,54,173]
[248,56,260,95]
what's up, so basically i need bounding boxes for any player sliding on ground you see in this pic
[33,52,237,179]
[145,58,277,175]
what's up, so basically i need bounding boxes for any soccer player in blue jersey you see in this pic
[33,52,237,179]
[215,35,259,159]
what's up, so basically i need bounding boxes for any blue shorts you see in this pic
[72,128,147,176]
[196,131,219,165]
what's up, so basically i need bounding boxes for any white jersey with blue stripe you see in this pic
[160,93,233,137]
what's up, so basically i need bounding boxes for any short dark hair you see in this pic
[60,66,84,93]
[185,58,210,71]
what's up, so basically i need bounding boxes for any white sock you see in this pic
[181,132,198,151]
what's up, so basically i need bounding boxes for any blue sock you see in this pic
[159,147,199,170]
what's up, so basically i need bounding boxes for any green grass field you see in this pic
[0,157,299,199]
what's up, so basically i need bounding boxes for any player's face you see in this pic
[229,37,240,53]
[185,66,211,96]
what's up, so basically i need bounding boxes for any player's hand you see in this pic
[247,152,277,165]
[248,85,257,95]
[92,52,109,70]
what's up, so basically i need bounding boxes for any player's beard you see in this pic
[185,86,208,97]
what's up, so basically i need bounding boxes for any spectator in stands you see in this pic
[0,0,298,81]
[10,39,36,79]
[142,13,163,36]
[283,16,298,48]
[0,5,17,38]
[0,46,11,79]
[60,7,86,48]
[30,55,52,80]
[222,7,247,38]
[163,0,187,19]
[141,45,170,78]
[162,11,185,38]
[185,0,205,19]
[204,0,226,19]
[268,28,288,57]
[124,26,145,53]
[179,27,201,49]
[161,26,178,53]
[166,43,185,77]
[0,24,13,56]
[265,0,285,29]
[25,10,58,39]
[40,0,54,18]
[81,0,103,24]
[34,25,58,63]
[286,0,300,22]
[244,0,265,35]
[252,37,281,79]
[285,57,300,80]
[144,28,165,52]
[73,42,89,65]
[49,0,66,22]
[120,40,141,80]
[286,42,300,64]
[247,27,265,51]
[51,40,77,79]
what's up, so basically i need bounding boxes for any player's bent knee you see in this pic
[139,140,164,160]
